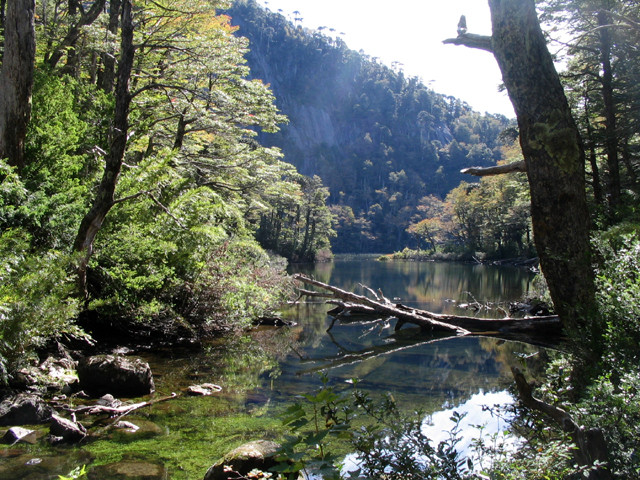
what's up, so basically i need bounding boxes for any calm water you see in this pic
[1,257,544,479]
[272,256,541,406]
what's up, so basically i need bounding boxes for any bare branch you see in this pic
[148,193,186,229]
[443,33,493,53]
[461,160,526,176]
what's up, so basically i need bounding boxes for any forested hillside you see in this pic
[0,0,336,377]
[225,0,513,252]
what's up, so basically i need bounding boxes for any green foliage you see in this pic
[347,392,473,480]
[398,147,534,259]
[592,230,640,368]
[273,376,479,480]
[0,227,82,383]
[256,174,335,261]
[274,375,351,479]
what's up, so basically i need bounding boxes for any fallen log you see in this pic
[293,274,561,336]
[294,274,470,335]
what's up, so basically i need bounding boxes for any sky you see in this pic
[254,0,515,118]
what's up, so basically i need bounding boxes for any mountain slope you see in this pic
[226,0,512,252]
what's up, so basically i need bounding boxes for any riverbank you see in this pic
[379,247,539,268]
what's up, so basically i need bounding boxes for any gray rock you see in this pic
[77,355,155,398]
[49,414,86,443]
[1,426,37,444]
[186,383,222,396]
[204,440,281,480]
[0,394,53,426]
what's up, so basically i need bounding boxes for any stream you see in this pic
[0,256,546,479]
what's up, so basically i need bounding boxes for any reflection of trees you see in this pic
[477,337,549,381]
[280,259,546,409]
[295,259,535,317]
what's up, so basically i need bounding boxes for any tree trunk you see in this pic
[445,0,596,329]
[0,0,36,172]
[294,274,561,337]
[97,0,121,93]
[583,92,604,206]
[488,0,595,329]
[597,10,620,213]
[73,0,134,299]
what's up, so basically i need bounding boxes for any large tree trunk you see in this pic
[488,0,595,329]
[73,0,134,299]
[0,0,36,172]
[446,0,596,330]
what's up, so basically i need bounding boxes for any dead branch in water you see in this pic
[293,274,561,336]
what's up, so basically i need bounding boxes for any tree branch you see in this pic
[443,33,493,53]
[461,160,526,176]
[511,367,611,479]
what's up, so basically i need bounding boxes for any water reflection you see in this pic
[342,390,517,476]
[271,257,543,410]
[291,256,536,317]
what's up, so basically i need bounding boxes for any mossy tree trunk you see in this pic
[489,0,595,329]
[446,0,596,330]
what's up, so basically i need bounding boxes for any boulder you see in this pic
[1,426,37,445]
[0,394,53,426]
[49,414,87,443]
[204,440,281,480]
[77,355,155,397]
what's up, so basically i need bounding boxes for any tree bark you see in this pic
[489,0,595,328]
[73,0,134,298]
[0,0,36,172]
[446,0,596,329]
[597,10,620,213]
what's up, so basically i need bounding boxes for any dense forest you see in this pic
[0,0,336,377]
[225,0,515,253]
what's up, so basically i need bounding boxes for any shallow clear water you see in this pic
[0,257,544,479]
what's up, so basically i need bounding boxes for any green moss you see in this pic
[84,405,284,480]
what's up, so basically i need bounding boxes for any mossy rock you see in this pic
[203,440,280,480]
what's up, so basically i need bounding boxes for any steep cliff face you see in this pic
[226,0,511,252]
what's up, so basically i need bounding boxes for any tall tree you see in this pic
[73,0,133,297]
[0,0,36,171]
[540,0,640,216]
[445,0,596,329]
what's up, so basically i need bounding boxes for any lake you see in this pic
[1,256,545,479]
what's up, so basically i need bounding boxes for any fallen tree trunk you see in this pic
[293,274,561,336]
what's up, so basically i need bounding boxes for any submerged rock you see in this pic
[186,383,222,396]
[77,355,155,397]
[0,394,53,426]
[204,440,281,480]
[88,460,167,479]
